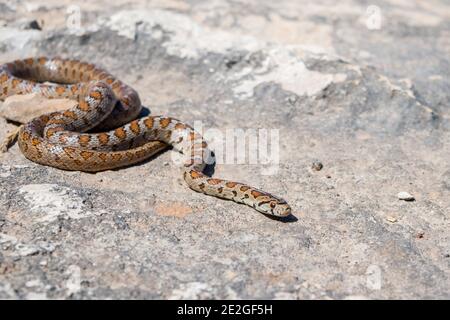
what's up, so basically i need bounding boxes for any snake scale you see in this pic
[0,57,291,217]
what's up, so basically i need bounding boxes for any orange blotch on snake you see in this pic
[63,147,76,157]
[240,186,250,192]
[31,138,40,146]
[47,119,66,125]
[159,118,171,128]
[39,115,50,123]
[63,110,77,119]
[98,133,110,145]
[56,86,67,95]
[175,123,187,130]
[78,100,90,111]
[129,120,141,135]
[45,128,57,139]
[114,128,127,140]
[207,178,222,185]
[24,58,34,66]
[11,79,20,88]
[89,91,102,100]
[189,170,203,179]
[144,118,154,129]
[250,190,265,198]
[112,154,122,161]
[21,131,31,141]
[0,73,8,84]
[50,126,65,132]
[38,57,47,65]
[98,153,108,162]
[78,135,91,147]
[80,150,94,160]
[226,182,237,188]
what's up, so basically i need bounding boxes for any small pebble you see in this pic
[312,160,323,171]
[398,191,415,201]
[287,95,298,105]
[415,232,425,239]
[386,216,398,223]
[27,20,42,30]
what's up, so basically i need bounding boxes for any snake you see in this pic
[0,57,291,217]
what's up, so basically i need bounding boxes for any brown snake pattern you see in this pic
[0,57,291,217]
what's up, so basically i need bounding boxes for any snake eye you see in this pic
[270,202,276,208]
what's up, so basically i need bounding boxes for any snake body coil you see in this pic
[0,57,291,217]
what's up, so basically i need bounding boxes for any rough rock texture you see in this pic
[0,0,449,299]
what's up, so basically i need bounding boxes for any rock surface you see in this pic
[0,0,449,299]
[0,94,77,123]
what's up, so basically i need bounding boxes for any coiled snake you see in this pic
[0,57,291,217]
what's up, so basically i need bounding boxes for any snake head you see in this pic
[256,196,292,217]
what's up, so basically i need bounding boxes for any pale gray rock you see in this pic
[0,0,449,300]
[398,191,415,201]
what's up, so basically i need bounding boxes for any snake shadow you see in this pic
[264,213,298,223]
